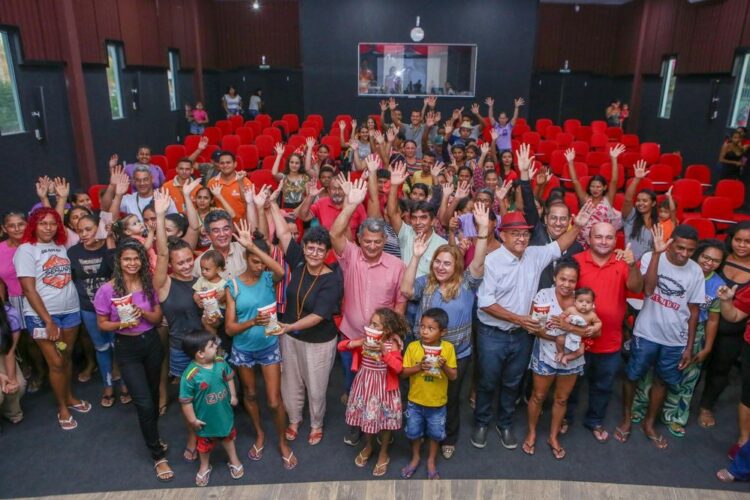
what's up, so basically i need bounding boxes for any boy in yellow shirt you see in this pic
[400,308,457,480]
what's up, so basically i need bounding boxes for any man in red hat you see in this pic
[471,191,594,450]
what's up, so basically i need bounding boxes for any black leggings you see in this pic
[115,329,165,461]
[699,333,743,411]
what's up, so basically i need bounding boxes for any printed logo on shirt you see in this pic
[41,255,72,289]
[647,274,686,311]
[205,388,228,405]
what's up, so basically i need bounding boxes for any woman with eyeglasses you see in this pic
[263,198,343,447]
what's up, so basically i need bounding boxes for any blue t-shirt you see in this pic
[226,272,278,353]
[700,272,725,323]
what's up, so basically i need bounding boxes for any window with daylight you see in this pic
[0,31,24,135]
[167,50,179,111]
[106,43,124,119]
[729,52,750,128]
[658,56,677,119]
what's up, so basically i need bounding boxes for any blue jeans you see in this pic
[404,401,447,441]
[80,310,114,387]
[566,351,621,428]
[626,336,683,388]
[473,324,533,429]
[339,348,355,394]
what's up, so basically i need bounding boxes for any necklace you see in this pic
[295,264,323,320]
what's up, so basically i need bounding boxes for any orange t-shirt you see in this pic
[660,219,675,241]
[163,177,200,214]
[207,174,252,223]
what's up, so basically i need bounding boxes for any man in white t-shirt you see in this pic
[616,224,704,450]
[116,165,177,222]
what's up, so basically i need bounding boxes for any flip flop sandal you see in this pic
[666,422,685,438]
[591,426,610,443]
[228,462,244,480]
[77,373,92,383]
[100,394,115,408]
[354,449,372,467]
[247,444,264,461]
[644,432,668,450]
[400,463,418,479]
[427,469,441,480]
[284,426,298,441]
[183,447,198,463]
[57,414,78,431]
[308,429,323,446]
[282,451,298,470]
[159,405,168,416]
[195,466,212,487]
[547,441,566,460]
[699,409,716,428]
[441,445,455,459]
[68,401,92,414]
[154,459,174,483]
[614,426,631,443]
[119,391,133,405]
[372,460,390,477]
[716,469,736,483]
[522,441,535,455]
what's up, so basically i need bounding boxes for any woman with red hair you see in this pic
[13,207,87,430]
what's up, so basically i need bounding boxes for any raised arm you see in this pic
[386,162,409,234]
[364,155,383,218]
[717,285,748,323]
[270,143,285,181]
[100,159,122,211]
[305,137,319,179]
[233,219,284,282]
[268,200,293,254]
[607,144,625,205]
[34,176,52,210]
[293,181,323,222]
[181,177,202,249]
[109,171,131,221]
[469,202,490,278]
[564,148,588,204]
[187,136,209,164]
[644,226,670,296]
[153,188,171,292]
[622,160,647,218]
[555,200,594,252]
[209,183,236,220]
[400,234,428,300]
[389,98,402,128]
[330,177,367,255]
[510,97,525,127]
[665,186,678,226]
[485,97,496,126]
[53,177,70,222]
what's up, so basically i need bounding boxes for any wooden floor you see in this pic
[31,479,749,500]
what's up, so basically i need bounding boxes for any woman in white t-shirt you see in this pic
[222,86,243,118]
[248,88,263,119]
[13,207,87,431]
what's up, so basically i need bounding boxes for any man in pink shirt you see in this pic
[330,177,407,446]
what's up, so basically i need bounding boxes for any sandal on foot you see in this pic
[699,409,716,428]
[547,441,566,460]
[154,459,174,483]
[614,426,631,443]
[522,441,535,455]
[67,401,92,414]
[159,404,168,416]
[77,372,92,383]
[8,414,23,424]
[194,466,211,487]
[228,462,244,480]
[285,426,298,441]
[308,429,323,446]
[100,394,115,408]
[57,414,78,431]
[559,419,569,436]
[183,447,198,462]
[400,463,418,479]
[666,422,685,438]
[247,444,264,461]
[354,449,372,468]
[441,445,455,459]
[643,431,668,450]
[427,469,441,480]
[119,391,132,405]
[282,451,298,470]
[717,468,736,483]
[591,426,609,443]
[372,459,389,477]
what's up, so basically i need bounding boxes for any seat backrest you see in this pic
[321,135,342,159]
[585,151,609,170]
[215,120,232,136]
[236,127,255,145]
[255,114,272,129]
[563,119,581,135]
[220,135,241,154]
[228,115,244,132]
[550,150,567,176]
[590,120,607,134]
[151,154,169,173]
[564,192,580,213]
[684,164,712,185]
[685,218,716,240]
[262,127,282,143]
[249,169,278,191]
[521,131,541,148]
[512,123,530,138]
[282,113,300,133]
[236,145,259,171]
[701,196,733,219]
[621,134,640,150]
[659,153,683,178]
[544,125,562,140]
[299,127,317,139]
[203,127,222,145]
[715,179,746,210]
[183,135,202,154]
[261,155,277,171]
[599,162,625,190]
[535,118,553,135]
[287,135,307,150]
[626,177,653,193]
[164,145,186,170]
[272,120,289,137]
[590,132,608,149]
[574,125,592,142]
[254,134,275,157]
[245,121,262,136]
[605,126,623,140]
[555,132,574,148]
[671,178,703,210]
[640,142,661,164]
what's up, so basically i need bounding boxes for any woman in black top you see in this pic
[699,222,750,429]
[268,200,343,446]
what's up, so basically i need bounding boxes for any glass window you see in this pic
[0,31,24,135]
[658,56,677,119]
[106,44,124,119]
[167,50,179,111]
[729,53,750,128]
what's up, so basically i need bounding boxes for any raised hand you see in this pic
[269,180,284,204]
[444,122,454,137]
[350,119,357,131]
[717,284,738,301]
[480,142,490,155]
[574,200,595,228]
[430,161,445,179]
[651,224,671,253]
[496,179,513,201]
[412,232,429,258]
[424,95,437,108]
[253,184,272,208]
[305,136,316,150]
[109,154,120,170]
[473,201,490,230]
[456,180,471,199]
[372,130,384,145]
[339,120,346,131]
[633,159,648,179]
[610,143,626,159]
[114,172,130,196]
[516,143,533,172]
[490,128,499,141]
[379,100,388,112]
[306,179,324,198]
[182,177,202,197]
[198,136,209,150]
[233,219,255,250]
[388,97,397,110]
[514,97,526,108]
[364,154,380,173]
[274,142,285,157]
[536,167,551,186]
[666,185,673,199]
[441,181,454,198]
[425,111,436,128]
[109,165,124,185]
[346,178,368,206]
[484,97,495,107]
[35,178,49,200]
[564,147,576,163]
[390,162,408,186]
[386,127,396,143]
[153,188,171,215]
[448,212,460,232]
[471,103,480,115]
[614,242,635,266]
[451,108,463,121]
[54,177,70,199]
[209,183,223,199]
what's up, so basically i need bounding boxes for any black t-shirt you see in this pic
[68,243,115,312]
[281,239,343,343]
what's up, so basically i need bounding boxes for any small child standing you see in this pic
[554,288,602,365]
[179,330,243,487]
[658,186,678,242]
[401,308,457,480]
[340,308,407,477]
[193,250,227,319]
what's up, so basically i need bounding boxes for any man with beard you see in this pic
[296,175,366,241]
[563,222,642,442]
[386,162,447,278]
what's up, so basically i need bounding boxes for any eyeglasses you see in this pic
[304,246,327,256]
[699,254,723,264]
[506,231,531,239]
[209,226,232,235]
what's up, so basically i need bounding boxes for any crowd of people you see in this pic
[3,94,750,488]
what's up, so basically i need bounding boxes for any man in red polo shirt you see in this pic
[564,222,643,442]
[295,176,366,240]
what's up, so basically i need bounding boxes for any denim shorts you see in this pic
[404,401,447,441]
[230,342,281,368]
[25,312,81,334]
[169,347,192,377]
[625,335,684,388]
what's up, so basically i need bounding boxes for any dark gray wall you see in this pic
[299,0,538,127]
[0,64,79,211]
[216,68,304,122]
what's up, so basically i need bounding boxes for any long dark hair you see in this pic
[629,189,658,241]
[0,298,14,355]
[692,239,726,264]
[112,238,155,306]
